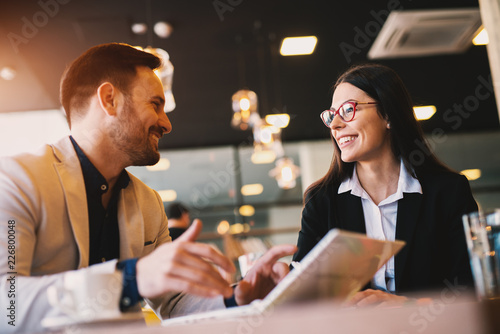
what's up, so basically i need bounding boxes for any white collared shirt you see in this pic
[338,159,422,292]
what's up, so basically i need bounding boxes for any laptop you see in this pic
[162,229,405,326]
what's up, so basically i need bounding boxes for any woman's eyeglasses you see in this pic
[320,101,378,127]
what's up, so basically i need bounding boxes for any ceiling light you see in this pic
[253,121,280,145]
[259,126,274,144]
[241,183,264,196]
[461,169,481,181]
[414,106,437,121]
[217,220,230,235]
[139,47,176,112]
[131,23,148,35]
[231,89,260,130]
[157,189,177,202]
[230,223,245,234]
[154,21,173,38]
[280,36,318,56]
[146,158,170,171]
[251,123,285,165]
[239,205,255,217]
[265,114,290,128]
[251,148,276,164]
[269,157,301,189]
[473,28,489,45]
[240,98,250,111]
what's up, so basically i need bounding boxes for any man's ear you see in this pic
[97,82,118,116]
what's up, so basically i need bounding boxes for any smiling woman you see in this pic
[329,84,389,166]
[293,63,478,307]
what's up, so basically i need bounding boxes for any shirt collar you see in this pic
[70,136,130,196]
[338,158,422,202]
[338,165,366,198]
[397,159,422,195]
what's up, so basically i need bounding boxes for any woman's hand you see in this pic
[234,245,297,306]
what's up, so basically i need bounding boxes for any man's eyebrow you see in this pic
[151,95,165,104]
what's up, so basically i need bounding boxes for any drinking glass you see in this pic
[463,210,500,300]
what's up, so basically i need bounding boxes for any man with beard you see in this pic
[0,43,296,333]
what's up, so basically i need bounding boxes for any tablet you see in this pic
[261,228,406,306]
[162,228,406,326]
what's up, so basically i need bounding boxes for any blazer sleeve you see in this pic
[293,186,332,262]
[399,172,478,294]
[445,174,477,288]
[0,156,121,333]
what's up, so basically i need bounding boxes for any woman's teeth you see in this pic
[339,136,356,145]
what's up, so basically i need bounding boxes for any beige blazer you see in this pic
[0,137,223,333]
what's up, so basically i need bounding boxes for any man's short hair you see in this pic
[166,202,189,220]
[60,43,162,128]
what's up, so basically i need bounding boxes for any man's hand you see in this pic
[136,219,235,299]
[344,289,408,308]
[234,244,297,306]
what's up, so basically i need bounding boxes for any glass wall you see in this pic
[128,130,500,256]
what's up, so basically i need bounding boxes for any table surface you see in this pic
[44,294,493,334]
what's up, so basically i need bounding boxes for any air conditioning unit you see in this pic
[368,8,482,59]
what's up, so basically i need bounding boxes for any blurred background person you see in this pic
[166,202,191,240]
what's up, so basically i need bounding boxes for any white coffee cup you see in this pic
[47,270,123,321]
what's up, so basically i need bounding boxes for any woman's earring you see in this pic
[387,122,391,129]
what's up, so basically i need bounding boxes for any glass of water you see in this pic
[463,210,500,300]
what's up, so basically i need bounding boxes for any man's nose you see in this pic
[159,112,172,135]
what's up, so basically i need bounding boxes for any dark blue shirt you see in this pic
[70,136,130,265]
[70,136,140,310]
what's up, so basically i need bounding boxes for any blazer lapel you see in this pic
[336,192,366,234]
[395,192,422,291]
[117,178,145,259]
[52,137,90,268]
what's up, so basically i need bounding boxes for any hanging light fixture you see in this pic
[269,157,300,189]
[132,1,176,113]
[251,143,277,164]
[253,121,279,146]
[143,47,176,113]
[251,119,284,164]
[231,89,260,130]
[265,113,290,128]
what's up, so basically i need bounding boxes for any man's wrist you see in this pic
[116,258,142,311]
[224,283,239,308]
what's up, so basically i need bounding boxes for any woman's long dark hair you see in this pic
[305,63,452,199]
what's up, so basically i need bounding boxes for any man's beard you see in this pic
[109,99,161,167]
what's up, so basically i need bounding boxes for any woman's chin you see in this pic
[340,154,355,163]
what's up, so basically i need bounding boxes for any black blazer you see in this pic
[293,170,478,294]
